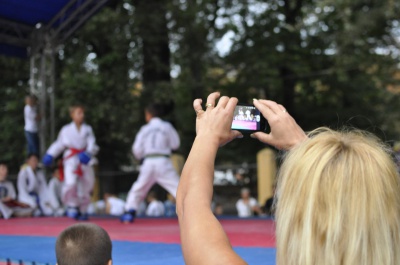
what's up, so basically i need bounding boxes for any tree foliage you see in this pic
[0,0,399,172]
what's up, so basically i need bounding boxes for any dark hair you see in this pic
[147,190,158,200]
[55,223,112,265]
[145,103,164,117]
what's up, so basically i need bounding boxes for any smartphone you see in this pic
[231,104,267,133]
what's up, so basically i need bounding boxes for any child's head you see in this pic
[69,105,85,125]
[145,103,163,122]
[146,191,158,203]
[103,193,115,201]
[56,223,112,265]
[240,188,250,199]
[0,162,8,182]
[25,95,37,106]
[26,154,39,170]
[52,166,60,179]
[166,193,176,203]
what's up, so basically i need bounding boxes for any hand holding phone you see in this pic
[231,104,267,133]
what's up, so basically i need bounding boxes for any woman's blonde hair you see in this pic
[276,127,400,265]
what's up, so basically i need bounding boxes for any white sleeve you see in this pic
[7,182,16,200]
[17,168,35,194]
[24,106,35,121]
[168,124,180,151]
[235,200,242,215]
[146,202,157,216]
[46,128,66,157]
[37,171,49,198]
[132,128,145,160]
[47,179,59,209]
[249,198,259,207]
[86,126,98,155]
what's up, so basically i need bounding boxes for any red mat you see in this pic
[0,217,276,247]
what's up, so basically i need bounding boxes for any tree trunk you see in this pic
[134,0,171,101]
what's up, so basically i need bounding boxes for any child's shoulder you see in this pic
[0,180,12,185]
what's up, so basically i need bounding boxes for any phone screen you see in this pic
[231,104,266,132]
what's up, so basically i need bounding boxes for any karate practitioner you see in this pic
[47,166,65,216]
[17,154,53,216]
[43,105,98,220]
[0,162,16,219]
[121,103,180,223]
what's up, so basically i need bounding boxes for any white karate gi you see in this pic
[236,197,259,217]
[146,200,165,217]
[107,197,125,216]
[46,122,98,212]
[0,181,17,219]
[125,117,180,211]
[17,165,53,215]
[48,177,64,215]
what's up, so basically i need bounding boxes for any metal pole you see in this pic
[39,50,47,157]
[49,48,56,141]
[29,55,35,94]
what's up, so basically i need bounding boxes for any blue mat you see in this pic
[0,235,276,265]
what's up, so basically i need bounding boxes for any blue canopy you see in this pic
[0,0,108,58]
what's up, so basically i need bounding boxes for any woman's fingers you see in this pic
[193,98,203,110]
[216,96,230,109]
[251,132,273,145]
[193,99,204,116]
[205,92,220,110]
[257,99,284,115]
[253,99,273,120]
[225,97,238,113]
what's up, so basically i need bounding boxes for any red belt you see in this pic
[58,148,86,181]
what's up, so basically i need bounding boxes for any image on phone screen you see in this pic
[231,104,265,132]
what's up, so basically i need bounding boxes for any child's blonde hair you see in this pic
[276,127,400,265]
[69,104,85,115]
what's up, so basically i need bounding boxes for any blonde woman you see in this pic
[176,92,400,265]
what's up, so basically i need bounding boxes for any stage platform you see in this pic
[0,216,276,265]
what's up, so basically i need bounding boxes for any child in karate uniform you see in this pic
[48,166,65,216]
[43,105,98,220]
[121,103,180,223]
[18,154,53,216]
[0,162,16,219]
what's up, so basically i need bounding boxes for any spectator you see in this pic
[24,95,40,155]
[18,154,53,216]
[0,162,16,219]
[105,193,125,216]
[176,92,400,265]
[47,166,65,216]
[235,187,263,218]
[213,203,224,216]
[164,193,177,217]
[263,185,276,216]
[145,191,165,217]
[56,223,112,265]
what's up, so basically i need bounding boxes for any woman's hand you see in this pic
[252,99,307,150]
[193,92,243,147]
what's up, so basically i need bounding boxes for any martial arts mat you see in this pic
[0,217,276,265]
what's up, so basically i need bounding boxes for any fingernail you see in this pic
[250,134,256,138]
[237,134,244,139]
[253,98,258,101]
